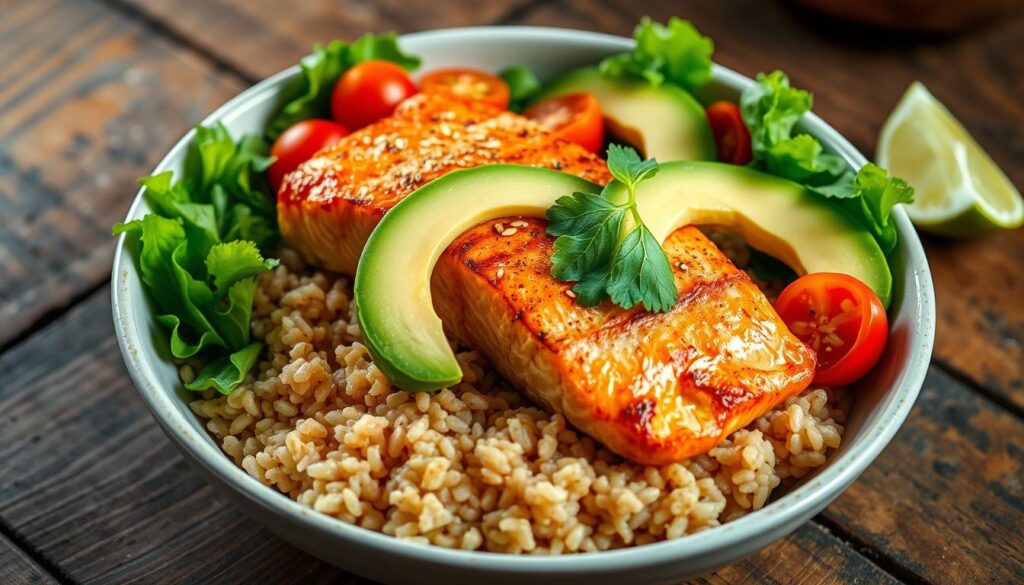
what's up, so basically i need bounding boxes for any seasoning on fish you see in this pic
[432,218,816,465]
[278,92,611,274]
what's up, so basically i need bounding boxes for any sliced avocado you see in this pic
[354,165,601,392]
[605,162,892,307]
[536,66,716,162]
[355,162,891,392]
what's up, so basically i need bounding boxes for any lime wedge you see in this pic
[877,82,1023,236]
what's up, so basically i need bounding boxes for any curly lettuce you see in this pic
[599,17,713,92]
[741,71,914,255]
[114,123,279,394]
[265,33,421,140]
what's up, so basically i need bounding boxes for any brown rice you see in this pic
[187,250,847,554]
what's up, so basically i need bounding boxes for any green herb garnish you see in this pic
[547,145,677,312]
[114,123,279,394]
[741,71,914,255]
[265,33,421,140]
[598,17,713,92]
[500,65,542,113]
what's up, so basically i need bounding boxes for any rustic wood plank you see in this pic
[0,290,346,584]
[0,532,58,585]
[115,0,539,81]
[0,0,243,348]
[514,0,1024,408]
[692,522,899,585]
[820,367,1024,584]
[0,288,899,584]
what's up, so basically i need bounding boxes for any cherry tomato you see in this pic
[419,68,510,110]
[331,60,417,130]
[774,273,889,386]
[524,93,605,153]
[706,101,752,165]
[268,119,349,190]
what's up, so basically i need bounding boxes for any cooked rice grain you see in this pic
[188,256,846,553]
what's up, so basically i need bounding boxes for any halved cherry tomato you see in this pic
[331,60,417,130]
[774,273,888,387]
[706,101,752,165]
[268,119,349,191]
[419,68,511,110]
[524,92,605,153]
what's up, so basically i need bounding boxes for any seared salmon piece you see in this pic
[278,93,611,274]
[431,218,816,465]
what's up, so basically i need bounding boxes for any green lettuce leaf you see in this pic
[265,41,350,140]
[207,278,259,351]
[117,121,280,392]
[817,163,915,255]
[599,17,713,92]
[348,32,421,70]
[500,65,541,112]
[740,70,812,156]
[185,342,263,394]
[156,313,224,359]
[265,33,421,140]
[740,71,914,257]
[205,240,278,295]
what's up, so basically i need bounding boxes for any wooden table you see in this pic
[1,0,1021,583]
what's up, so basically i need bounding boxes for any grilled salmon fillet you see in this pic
[278,92,611,274]
[431,219,816,465]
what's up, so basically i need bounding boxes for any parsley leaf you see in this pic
[599,17,713,92]
[607,143,658,186]
[740,71,914,257]
[606,223,677,312]
[265,33,421,140]
[500,65,542,113]
[547,146,677,312]
[548,192,626,282]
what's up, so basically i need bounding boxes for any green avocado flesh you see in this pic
[355,162,891,392]
[536,66,716,162]
[354,165,602,392]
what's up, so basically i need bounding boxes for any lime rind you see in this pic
[877,82,1023,236]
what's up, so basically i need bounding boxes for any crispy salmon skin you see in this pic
[278,93,611,274]
[432,219,816,465]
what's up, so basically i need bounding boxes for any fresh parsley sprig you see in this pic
[547,145,678,312]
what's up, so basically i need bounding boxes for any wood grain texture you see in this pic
[513,0,1024,409]
[0,289,348,584]
[0,0,243,348]
[0,533,57,585]
[116,0,538,81]
[822,368,1024,584]
[0,289,897,584]
[692,522,900,585]
[1,0,1022,583]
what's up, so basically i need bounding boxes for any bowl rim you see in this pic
[112,25,935,574]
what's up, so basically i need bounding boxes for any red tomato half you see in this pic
[331,60,417,130]
[774,273,889,387]
[419,68,510,110]
[268,119,349,191]
[524,92,605,153]
[706,101,752,165]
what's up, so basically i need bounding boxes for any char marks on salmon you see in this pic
[279,93,611,274]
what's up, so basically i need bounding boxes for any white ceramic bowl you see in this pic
[112,27,936,585]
